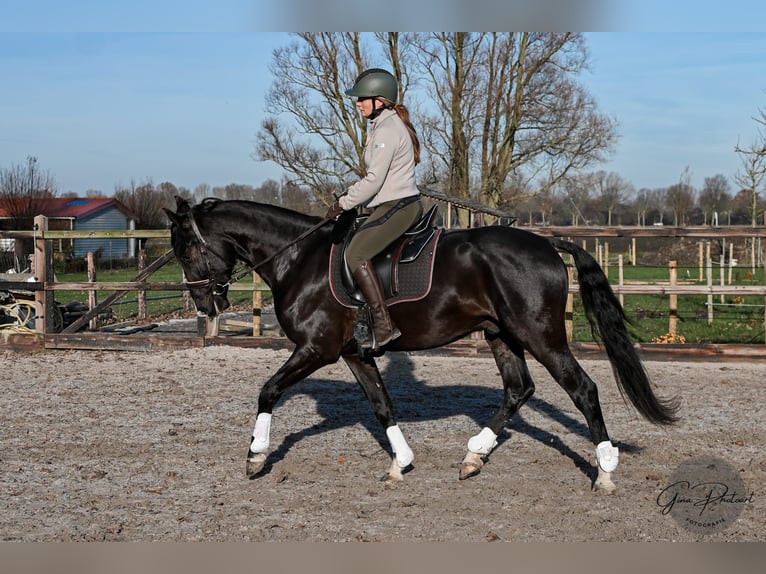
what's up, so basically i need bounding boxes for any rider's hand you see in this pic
[325,200,343,220]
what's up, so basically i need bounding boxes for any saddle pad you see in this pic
[329,229,442,309]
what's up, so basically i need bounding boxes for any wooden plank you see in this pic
[47,282,189,291]
[568,284,766,295]
[0,333,44,351]
[204,336,296,350]
[531,226,766,238]
[46,281,267,292]
[6,225,766,241]
[0,330,756,361]
[0,281,44,291]
[45,333,204,351]
[42,229,170,240]
[570,342,766,362]
[61,249,176,334]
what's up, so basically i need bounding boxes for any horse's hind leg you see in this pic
[343,354,414,482]
[533,346,618,492]
[460,335,536,480]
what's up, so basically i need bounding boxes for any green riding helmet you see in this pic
[345,68,398,104]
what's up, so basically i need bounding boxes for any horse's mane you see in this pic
[196,198,323,232]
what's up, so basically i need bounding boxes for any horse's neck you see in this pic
[219,206,324,282]
[220,206,311,251]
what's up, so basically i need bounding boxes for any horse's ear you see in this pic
[174,195,192,215]
[164,208,181,227]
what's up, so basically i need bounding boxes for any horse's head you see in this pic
[164,196,233,317]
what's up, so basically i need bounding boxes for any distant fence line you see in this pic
[1,218,765,347]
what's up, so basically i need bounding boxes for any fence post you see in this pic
[706,252,714,324]
[252,271,262,337]
[33,215,55,335]
[182,270,191,312]
[87,252,98,330]
[669,260,678,336]
[565,266,574,342]
[596,238,601,267]
[138,245,147,320]
[719,242,725,304]
[199,315,219,337]
[698,241,704,281]
[618,254,624,307]
[632,237,637,266]
[752,237,757,272]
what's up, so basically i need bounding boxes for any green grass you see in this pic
[54,262,269,323]
[51,259,765,343]
[576,262,765,344]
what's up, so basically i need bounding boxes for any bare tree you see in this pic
[665,167,696,226]
[412,33,482,209]
[734,106,766,226]
[0,156,58,258]
[251,179,282,206]
[281,180,320,214]
[256,33,617,216]
[256,33,408,207]
[114,179,174,229]
[414,33,618,212]
[593,170,631,225]
[211,183,257,201]
[192,183,212,203]
[560,173,591,225]
[698,174,731,225]
[649,188,667,225]
[633,188,653,227]
[0,156,58,220]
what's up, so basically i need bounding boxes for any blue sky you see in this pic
[1,2,766,196]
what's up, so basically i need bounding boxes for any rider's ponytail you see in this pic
[394,103,421,165]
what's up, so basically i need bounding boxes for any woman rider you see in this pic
[326,68,423,351]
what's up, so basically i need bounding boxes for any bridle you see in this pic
[182,208,332,295]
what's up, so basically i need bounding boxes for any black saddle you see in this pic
[340,204,439,304]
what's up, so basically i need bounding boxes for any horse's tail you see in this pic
[550,237,679,425]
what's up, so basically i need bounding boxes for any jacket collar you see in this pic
[370,107,397,127]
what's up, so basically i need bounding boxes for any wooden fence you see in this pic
[2,217,766,357]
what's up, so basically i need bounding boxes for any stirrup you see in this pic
[354,306,373,350]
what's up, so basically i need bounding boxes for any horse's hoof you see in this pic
[246,453,267,478]
[459,451,484,480]
[592,472,617,494]
[459,462,482,480]
[381,472,404,484]
[382,458,410,483]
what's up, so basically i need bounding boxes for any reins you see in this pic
[184,210,333,293]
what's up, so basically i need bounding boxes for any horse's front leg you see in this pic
[246,346,329,478]
[343,354,413,482]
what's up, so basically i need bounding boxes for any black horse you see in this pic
[165,197,678,491]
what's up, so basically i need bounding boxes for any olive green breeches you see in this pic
[344,196,423,273]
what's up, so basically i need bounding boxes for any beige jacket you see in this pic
[339,108,419,210]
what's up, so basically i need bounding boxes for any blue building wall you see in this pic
[73,206,132,258]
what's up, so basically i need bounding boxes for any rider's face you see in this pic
[356,97,379,118]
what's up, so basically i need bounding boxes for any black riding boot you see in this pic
[352,261,401,349]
